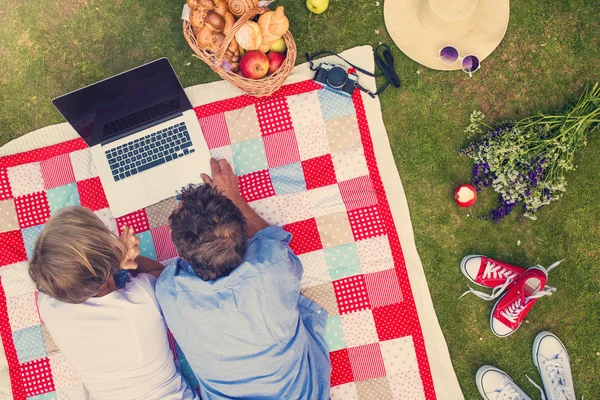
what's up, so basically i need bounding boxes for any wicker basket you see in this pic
[183,6,296,97]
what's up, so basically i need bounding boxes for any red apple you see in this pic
[267,52,286,74]
[240,51,269,79]
[454,184,477,208]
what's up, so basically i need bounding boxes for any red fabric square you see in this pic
[282,218,323,255]
[0,168,12,200]
[330,349,354,387]
[239,170,276,202]
[151,226,179,261]
[77,177,109,211]
[199,113,231,149]
[364,269,403,308]
[263,130,301,168]
[347,205,386,241]
[301,155,337,190]
[21,357,56,397]
[338,176,377,211]
[332,275,371,314]
[372,302,415,341]
[348,343,387,381]
[14,192,51,229]
[40,153,76,189]
[0,230,27,266]
[115,210,150,235]
[255,97,293,136]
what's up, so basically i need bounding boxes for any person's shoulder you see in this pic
[155,258,180,292]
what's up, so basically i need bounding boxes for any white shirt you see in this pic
[38,273,198,400]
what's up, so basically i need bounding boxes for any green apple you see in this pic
[239,47,246,56]
[269,37,287,53]
[306,0,329,14]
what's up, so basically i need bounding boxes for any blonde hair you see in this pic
[29,206,125,304]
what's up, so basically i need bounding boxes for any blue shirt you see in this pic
[156,226,332,400]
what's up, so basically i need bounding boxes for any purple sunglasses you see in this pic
[439,46,480,77]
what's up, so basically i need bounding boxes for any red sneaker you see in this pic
[490,266,556,337]
[460,255,526,288]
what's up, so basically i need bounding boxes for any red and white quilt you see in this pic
[0,47,462,400]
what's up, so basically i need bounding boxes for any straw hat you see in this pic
[384,0,510,70]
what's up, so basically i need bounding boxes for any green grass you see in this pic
[1,0,599,397]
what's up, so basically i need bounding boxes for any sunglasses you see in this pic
[439,46,480,77]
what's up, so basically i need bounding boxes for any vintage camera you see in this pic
[313,63,358,95]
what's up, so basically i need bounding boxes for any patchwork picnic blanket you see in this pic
[0,46,463,400]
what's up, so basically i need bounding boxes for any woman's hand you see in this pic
[119,226,140,270]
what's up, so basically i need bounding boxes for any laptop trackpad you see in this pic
[142,166,185,203]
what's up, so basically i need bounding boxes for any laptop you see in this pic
[53,58,211,218]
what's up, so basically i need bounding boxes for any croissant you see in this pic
[227,0,258,18]
[257,6,289,53]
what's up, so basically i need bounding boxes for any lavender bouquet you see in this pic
[461,83,600,221]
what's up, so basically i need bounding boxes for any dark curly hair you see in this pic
[169,184,248,281]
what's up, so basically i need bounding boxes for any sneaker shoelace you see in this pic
[499,287,556,323]
[459,260,563,301]
[497,383,527,400]
[527,369,580,400]
[483,260,520,281]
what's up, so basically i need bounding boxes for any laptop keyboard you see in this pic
[105,122,195,182]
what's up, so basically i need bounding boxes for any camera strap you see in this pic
[305,44,401,98]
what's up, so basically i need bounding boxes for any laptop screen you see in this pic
[52,58,192,147]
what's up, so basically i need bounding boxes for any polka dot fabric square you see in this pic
[0,230,26,267]
[77,177,109,211]
[6,292,40,331]
[146,197,177,229]
[224,105,261,144]
[232,138,268,176]
[301,283,339,317]
[325,115,362,153]
[315,212,354,248]
[69,148,97,181]
[94,208,118,235]
[323,315,346,351]
[49,353,80,391]
[338,176,378,211]
[249,196,283,226]
[13,325,47,363]
[151,226,178,261]
[372,303,415,341]
[341,310,379,348]
[115,209,150,235]
[387,370,426,400]
[22,225,44,259]
[210,145,234,167]
[21,357,56,397]
[275,192,313,225]
[298,250,331,290]
[0,262,36,298]
[0,168,13,200]
[355,377,394,400]
[301,155,337,190]
[356,236,394,274]
[198,113,231,149]
[330,349,354,387]
[46,183,80,215]
[325,243,363,280]
[282,218,323,255]
[7,163,45,197]
[270,163,306,195]
[0,199,19,233]
[239,170,276,203]
[28,391,57,400]
[318,88,356,121]
[263,129,301,168]
[348,343,387,381]
[348,205,386,242]
[308,184,346,218]
[330,382,358,400]
[136,230,157,260]
[255,96,293,136]
[332,147,369,182]
[287,91,324,130]
[332,275,370,315]
[295,122,330,161]
[14,192,51,229]
[379,336,419,375]
[364,269,403,308]
[40,154,76,190]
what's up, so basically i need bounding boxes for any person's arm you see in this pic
[201,158,269,238]
[119,227,166,278]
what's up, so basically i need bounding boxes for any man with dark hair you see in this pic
[156,158,332,400]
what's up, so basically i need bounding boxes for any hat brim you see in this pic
[384,0,510,71]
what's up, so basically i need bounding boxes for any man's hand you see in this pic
[119,226,140,270]
[201,158,243,205]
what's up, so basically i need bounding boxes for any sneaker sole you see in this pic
[532,331,570,370]
[489,266,547,338]
[460,255,486,287]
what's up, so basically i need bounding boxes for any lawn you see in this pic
[1,0,599,397]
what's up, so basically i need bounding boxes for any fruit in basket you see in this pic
[267,52,285,74]
[257,6,289,53]
[306,0,329,14]
[227,0,258,18]
[235,21,262,51]
[269,37,287,53]
[240,51,269,79]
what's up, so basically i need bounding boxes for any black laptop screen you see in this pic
[52,58,192,147]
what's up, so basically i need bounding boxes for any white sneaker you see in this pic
[532,331,576,400]
[476,365,532,400]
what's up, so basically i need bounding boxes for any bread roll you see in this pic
[235,21,262,51]
[228,0,258,18]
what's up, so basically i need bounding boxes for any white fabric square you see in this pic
[287,91,324,129]
[69,148,97,181]
[387,369,426,400]
[308,184,346,218]
[275,192,313,225]
[49,352,80,390]
[0,262,36,298]
[6,292,40,331]
[250,196,283,226]
[210,145,234,166]
[56,382,88,400]
[7,162,45,197]
[330,382,359,400]
[298,250,331,289]
[332,146,369,181]
[295,123,330,161]
[380,336,419,375]
[94,208,118,235]
[357,235,394,273]
[341,310,379,347]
